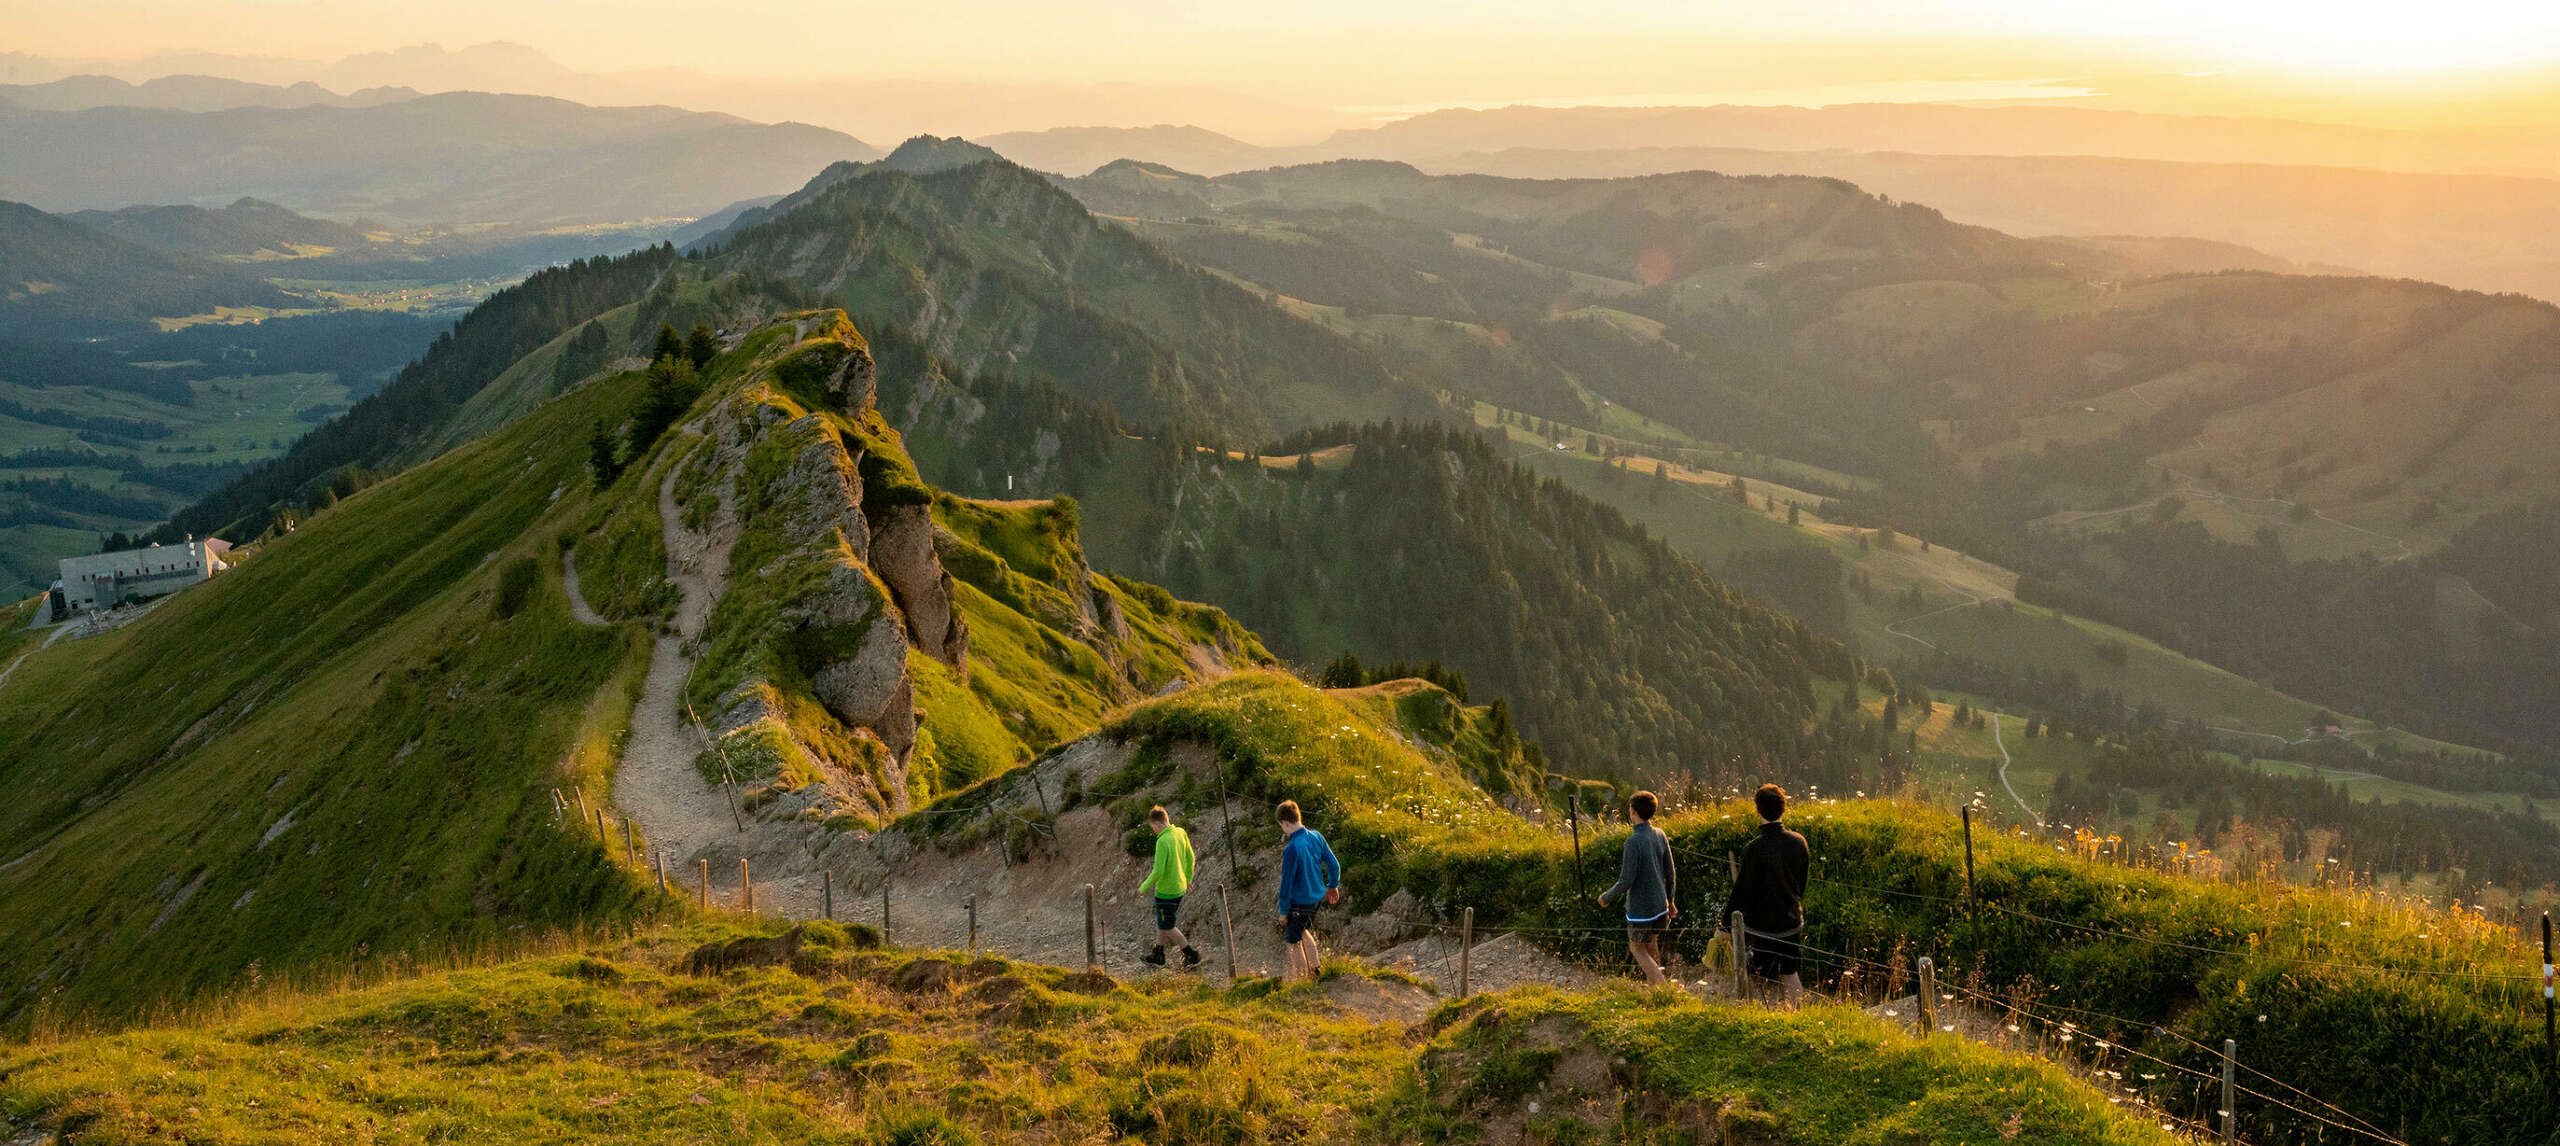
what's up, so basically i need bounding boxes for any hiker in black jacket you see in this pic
[1719,783,1808,1004]
[1596,789,1677,984]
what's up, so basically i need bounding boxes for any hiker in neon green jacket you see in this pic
[1138,805,1200,968]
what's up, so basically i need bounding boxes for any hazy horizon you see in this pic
[13,1,2560,144]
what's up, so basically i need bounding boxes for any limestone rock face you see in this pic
[867,503,968,669]
[828,339,878,411]
[802,561,917,792]
[776,415,870,564]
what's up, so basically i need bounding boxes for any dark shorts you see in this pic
[1745,931,1802,978]
[1152,895,1183,931]
[1283,902,1321,944]
[1625,914,1671,946]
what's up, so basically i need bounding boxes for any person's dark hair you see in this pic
[1147,805,1168,825]
[1629,790,1659,821]
[1276,799,1301,825]
[1754,784,1786,821]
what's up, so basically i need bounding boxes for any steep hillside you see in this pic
[0,200,300,336]
[852,317,1870,781]
[0,309,1254,1026]
[702,155,1439,440]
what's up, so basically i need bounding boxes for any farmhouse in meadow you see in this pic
[42,537,233,621]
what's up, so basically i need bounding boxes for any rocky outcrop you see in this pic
[777,421,870,564]
[800,559,918,781]
[867,503,968,669]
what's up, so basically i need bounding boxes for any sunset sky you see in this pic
[15,0,2560,134]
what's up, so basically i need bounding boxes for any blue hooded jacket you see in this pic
[1277,825,1341,913]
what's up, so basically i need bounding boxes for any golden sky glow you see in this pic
[11,0,2560,135]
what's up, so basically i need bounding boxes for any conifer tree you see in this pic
[587,421,621,487]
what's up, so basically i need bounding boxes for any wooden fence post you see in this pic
[1916,956,1936,1036]
[1730,911,1748,1000]
[593,807,606,843]
[1458,906,1474,999]
[2544,913,2557,1100]
[1084,884,1099,973]
[1215,772,1240,868]
[622,817,637,866]
[575,788,589,821]
[1218,884,1236,985]
[967,895,978,956]
[1569,813,1586,901]
[2220,1038,2237,1143]
[1961,805,1977,906]
[740,858,752,913]
[654,851,666,894]
[699,858,709,910]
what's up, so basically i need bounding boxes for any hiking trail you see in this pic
[610,427,828,920]
[1992,714,2042,826]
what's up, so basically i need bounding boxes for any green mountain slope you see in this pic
[0,308,1253,1025]
[857,317,1872,781]
[1061,157,2560,755]
[701,154,1439,439]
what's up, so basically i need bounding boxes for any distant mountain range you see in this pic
[0,199,299,336]
[0,73,419,112]
[960,117,2560,303]
[0,92,875,224]
[67,197,373,257]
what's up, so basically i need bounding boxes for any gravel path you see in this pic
[560,553,607,626]
[1992,714,2043,827]
[609,430,829,919]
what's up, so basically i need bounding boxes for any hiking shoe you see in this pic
[1182,947,1202,968]
[1142,947,1167,967]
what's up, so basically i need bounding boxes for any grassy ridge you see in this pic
[1081,673,2545,1144]
[0,923,2183,1146]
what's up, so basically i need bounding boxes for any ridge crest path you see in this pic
[609,427,827,919]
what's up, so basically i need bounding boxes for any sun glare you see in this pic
[2076,0,2560,74]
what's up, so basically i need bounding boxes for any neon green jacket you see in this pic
[1141,825,1195,899]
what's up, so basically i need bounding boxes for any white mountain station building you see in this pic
[42,537,233,621]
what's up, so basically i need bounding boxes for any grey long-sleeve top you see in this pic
[1598,822,1676,920]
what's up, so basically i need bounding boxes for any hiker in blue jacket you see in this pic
[1596,789,1678,984]
[1274,799,1341,982]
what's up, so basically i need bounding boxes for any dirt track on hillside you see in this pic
[609,426,833,919]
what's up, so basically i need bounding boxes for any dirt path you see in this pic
[561,553,607,627]
[1991,714,2042,826]
[609,428,830,920]
[0,623,80,697]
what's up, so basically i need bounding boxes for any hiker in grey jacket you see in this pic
[1596,789,1678,984]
